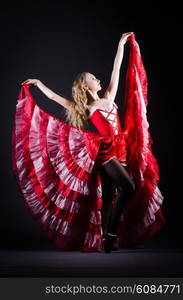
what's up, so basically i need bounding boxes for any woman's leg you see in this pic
[100,158,135,236]
[100,169,114,237]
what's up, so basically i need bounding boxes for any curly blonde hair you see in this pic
[65,72,93,129]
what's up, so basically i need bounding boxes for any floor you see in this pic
[1,227,183,278]
[0,247,183,277]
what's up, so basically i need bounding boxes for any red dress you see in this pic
[11,34,166,252]
[89,102,127,166]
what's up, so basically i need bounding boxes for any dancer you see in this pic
[12,33,166,253]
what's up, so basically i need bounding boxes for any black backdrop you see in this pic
[0,1,182,249]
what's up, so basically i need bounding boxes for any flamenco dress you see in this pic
[89,101,127,167]
[11,34,166,252]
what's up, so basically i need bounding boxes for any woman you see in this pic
[12,33,166,253]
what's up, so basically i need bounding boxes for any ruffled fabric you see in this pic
[94,133,127,166]
[12,85,105,251]
[115,34,166,247]
[11,34,166,251]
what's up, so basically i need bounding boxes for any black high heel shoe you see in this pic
[104,233,117,253]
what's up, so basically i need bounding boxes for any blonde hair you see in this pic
[65,72,92,129]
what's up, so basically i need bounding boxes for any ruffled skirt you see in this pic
[95,133,127,166]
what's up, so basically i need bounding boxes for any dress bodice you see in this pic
[89,102,122,137]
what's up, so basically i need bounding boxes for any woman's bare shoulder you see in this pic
[99,97,114,108]
[88,97,112,109]
[87,98,115,118]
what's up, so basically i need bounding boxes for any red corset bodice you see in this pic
[89,102,122,136]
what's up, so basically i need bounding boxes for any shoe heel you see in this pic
[104,233,117,253]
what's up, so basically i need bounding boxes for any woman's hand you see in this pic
[118,32,133,47]
[21,79,40,86]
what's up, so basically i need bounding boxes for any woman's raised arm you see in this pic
[21,79,71,110]
[103,32,133,102]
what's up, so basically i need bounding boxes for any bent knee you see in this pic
[123,179,135,194]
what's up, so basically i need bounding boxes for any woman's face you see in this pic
[84,73,101,92]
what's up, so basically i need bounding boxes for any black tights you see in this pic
[99,158,135,236]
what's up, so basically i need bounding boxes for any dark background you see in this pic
[0,1,182,250]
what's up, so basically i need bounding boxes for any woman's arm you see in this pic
[21,79,71,110]
[104,32,133,102]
